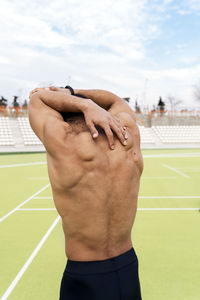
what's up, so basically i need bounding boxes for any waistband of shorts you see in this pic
[65,247,138,275]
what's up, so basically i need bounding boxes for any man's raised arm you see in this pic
[28,89,88,144]
[30,89,88,114]
[73,89,135,118]
[29,89,127,149]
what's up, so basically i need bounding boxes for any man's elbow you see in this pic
[29,91,41,104]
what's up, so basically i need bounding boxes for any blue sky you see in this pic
[0,0,200,109]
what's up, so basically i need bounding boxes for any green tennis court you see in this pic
[0,149,200,300]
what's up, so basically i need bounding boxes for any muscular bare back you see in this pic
[45,112,143,261]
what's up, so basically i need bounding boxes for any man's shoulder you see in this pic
[115,111,136,126]
[115,111,139,136]
[108,98,135,123]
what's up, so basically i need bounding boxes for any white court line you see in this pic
[139,196,200,199]
[162,163,190,178]
[0,215,60,300]
[34,196,52,199]
[17,207,199,211]
[0,152,198,169]
[138,208,200,211]
[17,208,56,211]
[0,162,46,168]
[0,153,199,169]
[0,184,50,223]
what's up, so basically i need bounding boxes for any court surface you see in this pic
[0,149,200,300]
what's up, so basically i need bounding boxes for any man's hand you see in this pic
[29,87,49,98]
[49,86,69,94]
[83,100,128,150]
[29,86,70,99]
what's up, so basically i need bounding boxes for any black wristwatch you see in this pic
[65,85,75,95]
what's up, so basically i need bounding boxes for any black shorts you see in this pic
[59,247,142,300]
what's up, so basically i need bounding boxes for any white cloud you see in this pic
[187,0,200,12]
[0,0,199,109]
[175,0,200,15]
[178,56,198,64]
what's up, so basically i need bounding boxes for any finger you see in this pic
[113,117,128,139]
[113,116,121,125]
[104,126,115,150]
[121,125,128,139]
[119,123,127,140]
[111,117,124,133]
[110,122,127,146]
[87,122,99,138]
[123,126,128,139]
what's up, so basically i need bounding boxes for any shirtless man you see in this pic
[29,86,143,300]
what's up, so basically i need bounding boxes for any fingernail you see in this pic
[93,133,98,138]
[111,145,114,150]
[124,141,127,145]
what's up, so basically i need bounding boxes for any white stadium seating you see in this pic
[138,126,156,144]
[152,126,200,143]
[0,117,15,146]
[18,117,42,146]
[0,117,200,152]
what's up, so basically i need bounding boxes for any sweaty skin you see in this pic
[45,112,143,261]
[29,88,143,261]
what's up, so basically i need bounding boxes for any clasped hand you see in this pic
[83,100,128,150]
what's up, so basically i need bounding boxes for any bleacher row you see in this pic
[18,117,41,146]
[139,125,200,144]
[0,117,41,146]
[152,126,200,143]
[0,118,15,146]
[0,117,200,146]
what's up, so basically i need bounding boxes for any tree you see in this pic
[0,96,8,106]
[157,97,165,112]
[22,99,28,108]
[167,95,182,111]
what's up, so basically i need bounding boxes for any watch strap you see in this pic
[65,85,75,95]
